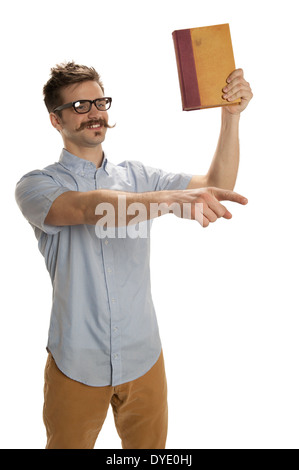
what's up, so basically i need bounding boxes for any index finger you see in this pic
[212,188,248,205]
[226,68,244,83]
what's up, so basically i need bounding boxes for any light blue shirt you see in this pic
[15,149,192,386]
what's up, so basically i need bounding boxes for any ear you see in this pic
[49,112,62,132]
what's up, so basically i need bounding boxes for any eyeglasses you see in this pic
[53,97,112,114]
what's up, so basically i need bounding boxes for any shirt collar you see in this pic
[58,148,109,176]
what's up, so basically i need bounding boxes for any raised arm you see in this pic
[187,69,253,191]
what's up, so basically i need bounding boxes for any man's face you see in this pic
[51,80,109,150]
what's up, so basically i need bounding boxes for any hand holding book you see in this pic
[222,68,253,115]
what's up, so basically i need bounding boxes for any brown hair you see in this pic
[43,61,105,114]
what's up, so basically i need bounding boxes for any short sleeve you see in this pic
[120,160,193,192]
[15,170,71,235]
[144,164,193,191]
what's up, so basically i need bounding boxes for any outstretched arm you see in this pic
[44,186,248,229]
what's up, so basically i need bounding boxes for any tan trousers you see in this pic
[43,351,168,449]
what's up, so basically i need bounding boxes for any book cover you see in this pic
[172,23,241,111]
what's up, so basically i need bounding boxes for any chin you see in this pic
[86,132,105,141]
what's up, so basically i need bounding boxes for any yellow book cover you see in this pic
[172,23,241,110]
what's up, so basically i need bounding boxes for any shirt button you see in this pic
[113,354,119,360]
[113,326,118,332]
[105,240,109,245]
[107,268,112,273]
[111,298,116,303]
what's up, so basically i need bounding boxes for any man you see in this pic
[15,61,252,449]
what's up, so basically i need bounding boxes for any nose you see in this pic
[87,102,103,119]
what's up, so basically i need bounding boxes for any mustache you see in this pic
[76,118,115,132]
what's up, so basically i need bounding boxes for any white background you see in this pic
[1,0,298,449]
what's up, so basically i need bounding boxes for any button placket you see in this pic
[101,237,122,386]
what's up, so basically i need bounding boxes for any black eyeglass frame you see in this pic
[53,97,112,114]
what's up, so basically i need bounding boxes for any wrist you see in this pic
[139,190,176,220]
[221,106,241,125]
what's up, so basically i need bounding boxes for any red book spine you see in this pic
[172,29,201,110]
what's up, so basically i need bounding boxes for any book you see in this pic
[172,23,241,111]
